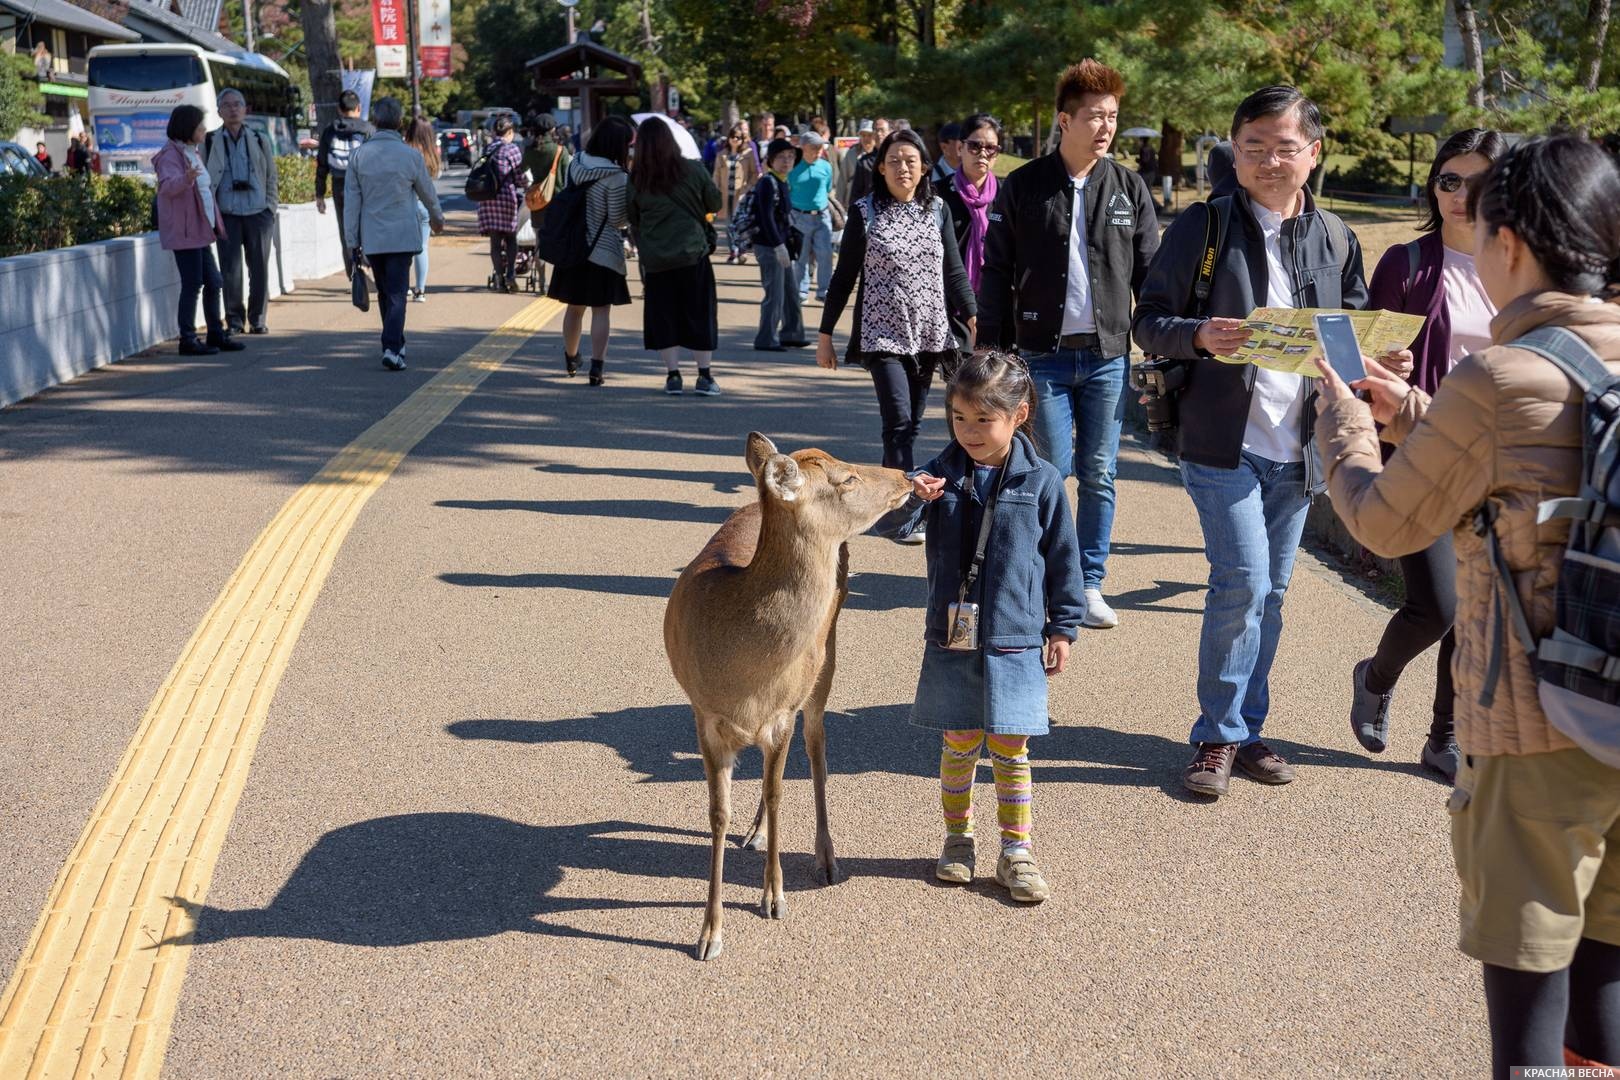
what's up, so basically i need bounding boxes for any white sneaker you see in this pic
[898,528,926,546]
[1082,588,1118,629]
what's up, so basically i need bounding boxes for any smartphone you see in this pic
[1313,312,1367,382]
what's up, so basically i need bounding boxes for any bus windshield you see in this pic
[88,54,206,93]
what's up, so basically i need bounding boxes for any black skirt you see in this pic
[548,260,630,307]
[642,258,718,351]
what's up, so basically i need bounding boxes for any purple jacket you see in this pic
[153,140,223,252]
[1367,230,1450,396]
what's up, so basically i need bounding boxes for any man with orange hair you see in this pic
[978,59,1160,631]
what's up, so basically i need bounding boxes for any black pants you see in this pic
[173,246,223,341]
[868,355,936,472]
[368,252,412,354]
[1484,937,1620,1076]
[219,208,275,331]
[1365,530,1456,741]
[490,231,518,280]
[332,185,353,277]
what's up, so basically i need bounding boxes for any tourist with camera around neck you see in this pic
[205,87,278,336]
[977,59,1161,632]
[1132,85,1389,798]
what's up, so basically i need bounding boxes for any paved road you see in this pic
[0,192,1486,1078]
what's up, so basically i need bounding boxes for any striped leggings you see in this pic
[940,730,1032,852]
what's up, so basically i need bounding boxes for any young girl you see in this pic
[878,350,1087,902]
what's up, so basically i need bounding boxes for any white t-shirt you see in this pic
[1060,174,1095,335]
[1242,202,1305,463]
[183,143,216,229]
[1442,244,1496,368]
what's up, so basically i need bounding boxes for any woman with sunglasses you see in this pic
[1343,128,1506,783]
[712,122,760,265]
[939,113,1002,295]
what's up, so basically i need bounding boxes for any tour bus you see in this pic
[87,43,301,178]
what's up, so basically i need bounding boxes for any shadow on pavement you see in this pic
[533,461,752,494]
[1104,579,1206,615]
[435,497,735,525]
[165,813,930,955]
[435,567,925,613]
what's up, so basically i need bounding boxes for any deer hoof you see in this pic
[739,828,766,851]
[759,890,786,920]
[695,929,724,961]
[818,856,843,886]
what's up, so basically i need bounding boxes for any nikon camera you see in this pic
[1129,357,1189,434]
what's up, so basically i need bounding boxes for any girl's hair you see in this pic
[630,116,685,196]
[872,128,934,207]
[946,350,1036,442]
[406,118,441,178]
[1467,135,1620,300]
[727,122,748,141]
[1420,127,1506,233]
[492,114,515,137]
[586,115,635,168]
[959,112,1003,147]
[167,104,206,143]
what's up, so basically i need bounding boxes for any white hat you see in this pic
[858,119,874,133]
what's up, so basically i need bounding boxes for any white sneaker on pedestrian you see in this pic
[411,289,426,303]
[381,349,406,371]
[1082,588,1119,629]
[898,528,926,546]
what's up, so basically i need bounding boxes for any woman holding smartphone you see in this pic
[1342,128,1507,783]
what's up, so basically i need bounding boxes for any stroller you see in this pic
[487,214,546,295]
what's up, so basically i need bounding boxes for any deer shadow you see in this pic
[162,814,931,955]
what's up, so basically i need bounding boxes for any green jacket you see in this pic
[520,138,571,195]
[627,159,722,273]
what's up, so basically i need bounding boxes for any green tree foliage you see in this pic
[0,174,152,256]
[0,54,48,140]
[1466,0,1620,132]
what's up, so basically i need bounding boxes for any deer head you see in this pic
[745,432,911,540]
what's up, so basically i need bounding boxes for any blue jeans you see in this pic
[1028,348,1126,589]
[1179,452,1311,746]
[413,202,430,292]
[367,251,412,353]
[754,243,802,347]
[791,209,832,301]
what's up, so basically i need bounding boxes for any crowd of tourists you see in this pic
[143,61,1620,1076]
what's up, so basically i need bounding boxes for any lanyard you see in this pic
[957,462,1008,605]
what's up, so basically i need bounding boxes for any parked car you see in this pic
[439,128,473,167]
[0,142,48,177]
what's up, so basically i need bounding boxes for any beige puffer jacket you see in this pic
[1315,291,1620,757]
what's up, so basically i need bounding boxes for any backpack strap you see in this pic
[1319,208,1349,272]
[1405,239,1421,291]
[1514,325,1620,529]
[1473,499,1542,706]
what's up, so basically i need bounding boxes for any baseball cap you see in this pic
[858,119,874,133]
[799,131,826,148]
[765,137,795,161]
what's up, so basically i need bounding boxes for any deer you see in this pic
[664,432,912,961]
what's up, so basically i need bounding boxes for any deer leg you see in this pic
[696,729,733,962]
[804,625,841,886]
[739,785,768,852]
[759,724,792,920]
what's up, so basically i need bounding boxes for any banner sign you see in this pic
[93,112,169,153]
[420,0,451,79]
[371,0,407,78]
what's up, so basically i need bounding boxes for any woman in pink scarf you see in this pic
[939,113,1002,293]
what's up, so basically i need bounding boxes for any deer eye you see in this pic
[840,475,858,487]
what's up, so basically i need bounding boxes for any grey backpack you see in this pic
[1475,324,1620,765]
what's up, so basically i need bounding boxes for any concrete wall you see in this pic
[0,203,340,408]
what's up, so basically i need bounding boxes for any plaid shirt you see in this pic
[476,140,525,235]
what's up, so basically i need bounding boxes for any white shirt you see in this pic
[1243,201,1306,463]
[1060,174,1095,335]
[1441,244,1496,369]
[183,143,216,229]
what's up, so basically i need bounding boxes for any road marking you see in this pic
[0,296,564,1079]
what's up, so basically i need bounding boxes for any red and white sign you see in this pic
[372,0,407,78]
[419,0,452,79]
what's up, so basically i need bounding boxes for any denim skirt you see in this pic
[910,643,1050,736]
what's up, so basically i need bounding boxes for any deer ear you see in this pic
[761,455,804,503]
[745,432,779,479]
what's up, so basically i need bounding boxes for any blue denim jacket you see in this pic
[876,432,1087,647]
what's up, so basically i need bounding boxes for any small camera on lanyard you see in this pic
[944,601,980,651]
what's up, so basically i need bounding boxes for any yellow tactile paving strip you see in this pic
[0,296,563,1080]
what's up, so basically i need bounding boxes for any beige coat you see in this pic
[711,147,759,219]
[1314,291,1620,757]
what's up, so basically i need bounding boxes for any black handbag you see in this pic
[350,260,370,312]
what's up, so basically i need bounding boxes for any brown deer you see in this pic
[664,432,911,961]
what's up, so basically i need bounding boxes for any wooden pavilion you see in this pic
[526,40,643,137]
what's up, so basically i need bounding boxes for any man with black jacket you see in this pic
[315,91,375,277]
[1132,85,1379,799]
[978,59,1160,631]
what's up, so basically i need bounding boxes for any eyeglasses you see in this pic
[1434,172,1477,193]
[964,139,1000,158]
[883,157,920,171]
[1237,143,1312,164]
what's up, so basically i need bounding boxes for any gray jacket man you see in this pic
[205,88,279,334]
[343,97,444,370]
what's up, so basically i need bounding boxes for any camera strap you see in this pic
[956,461,1009,605]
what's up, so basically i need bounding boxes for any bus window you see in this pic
[88,54,205,92]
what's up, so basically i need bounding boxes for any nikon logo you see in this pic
[1200,248,1216,277]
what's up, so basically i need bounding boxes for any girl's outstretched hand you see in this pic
[912,472,946,501]
[1044,637,1070,676]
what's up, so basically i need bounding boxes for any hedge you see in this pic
[0,174,153,258]
[276,154,315,204]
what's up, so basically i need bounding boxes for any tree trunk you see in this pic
[299,0,343,131]
[919,0,936,50]
[1159,122,1183,189]
[1581,0,1612,92]
[1453,0,1486,109]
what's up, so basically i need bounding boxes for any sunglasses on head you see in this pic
[1435,172,1475,193]
[964,139,1000,158]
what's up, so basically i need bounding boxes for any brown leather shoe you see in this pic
[1184,743,1237,797]
[1236,740,1297,784]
